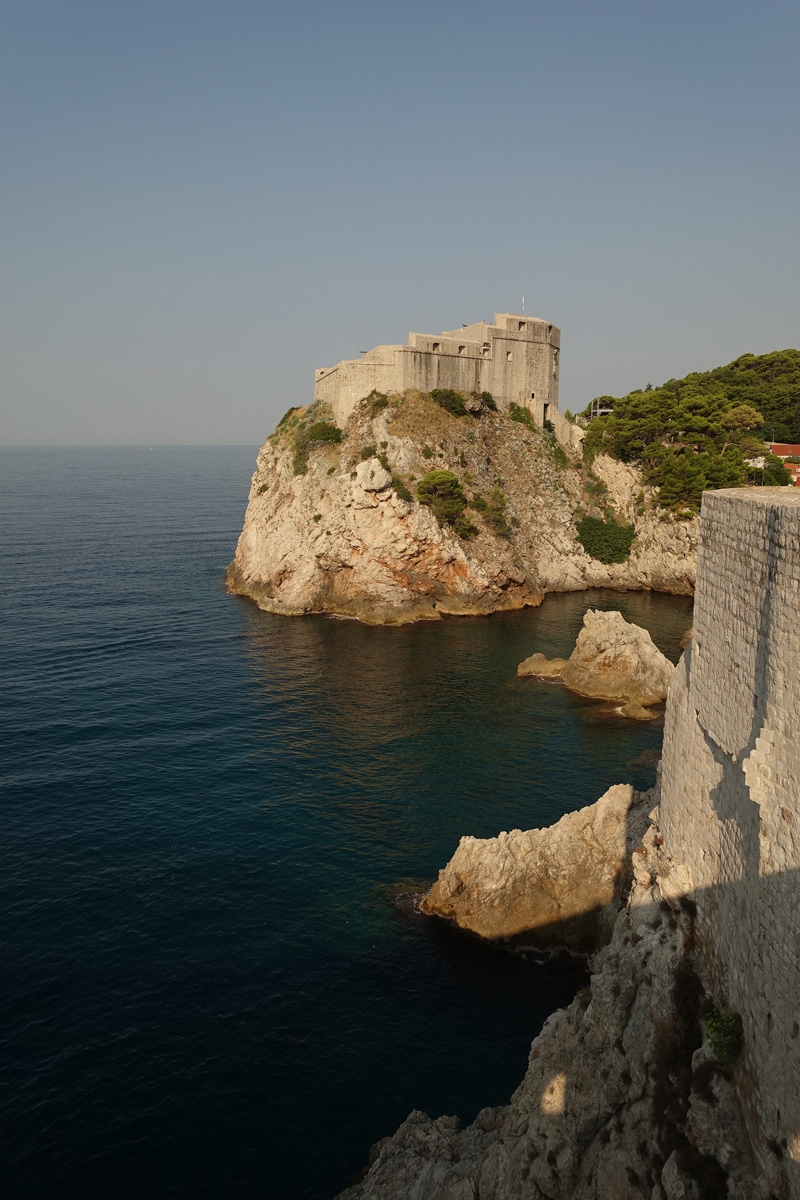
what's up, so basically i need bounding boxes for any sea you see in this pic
[1,446,693,1199]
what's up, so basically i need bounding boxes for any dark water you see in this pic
[0,447,693,1199]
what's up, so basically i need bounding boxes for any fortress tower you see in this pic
[314,313,563,431]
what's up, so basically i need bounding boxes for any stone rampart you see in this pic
[660,488,800,1176]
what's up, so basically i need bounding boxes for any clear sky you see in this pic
[2,0,798,445]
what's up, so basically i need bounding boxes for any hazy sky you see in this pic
[3,0,799,445]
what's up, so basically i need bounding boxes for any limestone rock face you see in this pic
[339,814,762,1200]
[516,653,567,677]
[562,609,675,704]
[228,393,698,624]
[419,784,650,948]
[518,609,675,713]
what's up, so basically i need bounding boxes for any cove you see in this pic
[0,447,693,1199]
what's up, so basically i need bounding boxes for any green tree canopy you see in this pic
[581,349,799,510]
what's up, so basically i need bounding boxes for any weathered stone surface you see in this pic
[340,815,762,1200]
[228,392,698,624]
[518,609,675,711]
[516,652,567,677]
[419,784,651,948]
[659,488,800,1191]
[561,609,675,705]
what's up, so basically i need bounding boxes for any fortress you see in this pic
[314,313,580,449]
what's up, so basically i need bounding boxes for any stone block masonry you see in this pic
[660,487,800,1180]
[313,312,582,453]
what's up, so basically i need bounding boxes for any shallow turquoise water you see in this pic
[0,447,693,1198]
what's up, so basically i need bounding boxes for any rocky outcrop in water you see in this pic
[228,392,698,623]
[339,805,761,1200]
[518,609,676,718]
[419,784,651,948]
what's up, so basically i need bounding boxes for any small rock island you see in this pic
[518,608,676,718]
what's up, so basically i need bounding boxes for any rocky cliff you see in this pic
[339,795,764,1200]
[228,391,697,623]
[337,488,800,1200]
[420,783,651,948]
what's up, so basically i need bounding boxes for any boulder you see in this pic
[419,783,651,949]
[517,653,567,678]
[517,610,675,711]
[354,457,392,492]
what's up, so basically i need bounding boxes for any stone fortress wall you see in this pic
[660,488,800,1177]
[314,312,583,453]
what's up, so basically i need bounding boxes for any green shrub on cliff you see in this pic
[485,486,509,535]
[431,388,468,417]
[705,1008,743,1075]
[576,516,635,563]
[391,476,413,502]
[292,421,344,475]
[417,469,476,537]
[509,403,536,431]
[366,389,389,413]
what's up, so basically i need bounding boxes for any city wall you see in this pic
[660,488,800,1176]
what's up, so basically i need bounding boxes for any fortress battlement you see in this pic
[314,312,575,446]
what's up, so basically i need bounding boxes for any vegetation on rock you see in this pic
[292,420,344,475]
[705,1007,744,1075]
[509,403,536,431]
[431,388,468,417]
[576,516,636,563]
[366,389,389,413]
[391,476,413,502]
[417,469,476,537]
[277,406,299,428]
[485,486,509,535]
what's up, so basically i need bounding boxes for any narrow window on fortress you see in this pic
[458,345,465,355]
[432,342,440,351]
[531,392,536,400]
[506,351,513,361]
[482,345,490,358]
[518,321,526,331]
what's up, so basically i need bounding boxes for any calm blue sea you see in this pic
[0,447,693,1199]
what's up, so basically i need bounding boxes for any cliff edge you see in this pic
[228,391,697,623]
[338,489,800,1200]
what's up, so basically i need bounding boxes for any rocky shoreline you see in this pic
[339,786,761,1200]
[337,488,800,1200]
[518,609,676,720]
[228,392,698,624]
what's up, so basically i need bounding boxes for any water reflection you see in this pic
[235,590,693,870]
